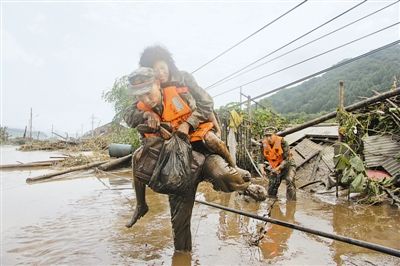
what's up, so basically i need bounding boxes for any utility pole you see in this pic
[51,124,54,138]
[29,107,33,140]
[91,114,95,137]
[336,81,345,198]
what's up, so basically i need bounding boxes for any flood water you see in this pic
[1,145,400,265]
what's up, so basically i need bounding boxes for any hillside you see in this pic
[260,45,400,114]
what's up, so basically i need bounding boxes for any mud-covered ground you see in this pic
[1,145,400,265]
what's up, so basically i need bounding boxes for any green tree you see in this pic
[102,75,134,122]
[102,76,140,148]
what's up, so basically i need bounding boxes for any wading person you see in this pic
[262,127,296,200]
[124,67,267,251]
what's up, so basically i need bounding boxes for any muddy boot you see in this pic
[267,174,281,198]
[244,184,267,201]
[285,167,297,201]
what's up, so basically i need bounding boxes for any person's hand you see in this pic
[177,122,190,135]
[266,165,278,175]
[144,112,160,129]
[270,168,279,175]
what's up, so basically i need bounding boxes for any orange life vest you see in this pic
[137,85,214,142]
[262,134,284,170]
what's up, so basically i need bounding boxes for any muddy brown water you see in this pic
[1,145,400,265]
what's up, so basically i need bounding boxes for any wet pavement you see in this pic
[1,145,400,265]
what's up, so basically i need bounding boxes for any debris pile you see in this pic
[292,89,399,206]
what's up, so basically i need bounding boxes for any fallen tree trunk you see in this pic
[97,154,132,171]
[278,88,400,137]
[26,160,108,183]
[1,162,54,169]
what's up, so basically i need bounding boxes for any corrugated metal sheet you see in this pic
[321,146,335,171]
[285,125,338,145]
[290,138,323,167]
[382,157,400,176]
[291,150,304,167]
[363,135,400,176]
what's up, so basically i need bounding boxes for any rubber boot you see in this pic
[285,167,297,201]
[267,174,282,198]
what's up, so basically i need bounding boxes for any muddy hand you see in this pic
[125,205,149,228]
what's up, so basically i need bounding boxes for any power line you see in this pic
[212,22,399,98]
[190,0,308,74]
[207,0,400,90]
[229,39,400,108]
[205,0,368,90]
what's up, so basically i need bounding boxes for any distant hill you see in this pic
[6,127,48,140]
[260,45,400,114]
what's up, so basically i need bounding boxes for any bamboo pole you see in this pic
[1,162,54,169]
[26,160,108,183]
[277,87,400,137]
[195,199,400,258]
[97,154,132,171]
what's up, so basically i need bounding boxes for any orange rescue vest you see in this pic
[262,134,284,170]
[137,86,214,142]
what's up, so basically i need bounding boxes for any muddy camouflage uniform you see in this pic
[124,69,261,251]
[263,137,297,200]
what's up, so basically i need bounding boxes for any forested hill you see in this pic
[260,45,400,114]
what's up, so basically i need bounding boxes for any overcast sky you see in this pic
[1,0,399,136]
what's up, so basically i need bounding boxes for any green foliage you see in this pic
[335,143,367,193]
[107,125,140,149]
[215,102,242,120]
[259,45,400,114]
[250,108,288,137]
[102,75,135,122]
[281,111,329,124]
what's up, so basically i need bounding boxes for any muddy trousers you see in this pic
[168,184,198,252]
[268,166,296,200]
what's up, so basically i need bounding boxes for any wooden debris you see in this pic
[97,154,132,171]
[26,160,108,183]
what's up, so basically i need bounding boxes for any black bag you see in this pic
[133,136,164,184]
[149,132,196,195]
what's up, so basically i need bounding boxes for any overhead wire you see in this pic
[207,0,400,90]
[230,39,400,108]
[190,0,308,74]
[212,22,400,98]
[205,0,368,90]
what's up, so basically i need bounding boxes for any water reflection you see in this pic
[172,250,192,266]
[331,203,400,264]
[3,147,400,265]
[259,201,296,260]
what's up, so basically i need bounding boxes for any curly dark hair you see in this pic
[139,45,179,78]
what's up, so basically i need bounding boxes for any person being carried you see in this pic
[125,45,236,167]
[124,67,267,251]
[262,127,296,200]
